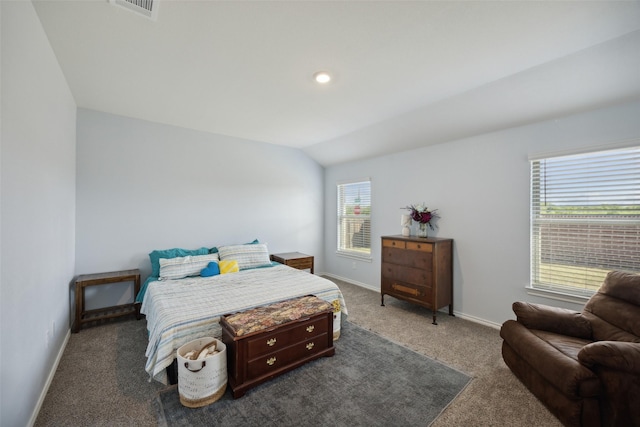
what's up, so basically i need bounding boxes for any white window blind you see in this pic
[530,146,640,296]
[337,179,371,258]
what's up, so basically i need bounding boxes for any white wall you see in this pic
[1,2,77,426]
[76,109,324,308]
[324,100,640,327]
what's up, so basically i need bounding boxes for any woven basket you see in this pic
[177,337,227,408]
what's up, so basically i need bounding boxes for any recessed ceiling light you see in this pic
[313,71,331,84]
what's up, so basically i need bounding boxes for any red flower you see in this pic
[404,204,440,229]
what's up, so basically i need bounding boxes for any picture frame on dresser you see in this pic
[380,235,454,325]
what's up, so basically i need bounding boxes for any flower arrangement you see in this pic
[404,204,440,230]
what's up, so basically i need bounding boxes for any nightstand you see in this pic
[270,252,314,274]
[74,269,141,333]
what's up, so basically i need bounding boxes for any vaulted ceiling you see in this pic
[33,1,640,166]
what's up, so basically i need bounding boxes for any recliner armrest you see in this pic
[578,341,640,374]
[512,301,592,339]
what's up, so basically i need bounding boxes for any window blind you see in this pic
[530,146,640,295]
[337,179,371,258]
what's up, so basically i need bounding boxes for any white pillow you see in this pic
[159,253,219,280]
[218,243,271,270]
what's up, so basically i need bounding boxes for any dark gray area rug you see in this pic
[155,321,471,426]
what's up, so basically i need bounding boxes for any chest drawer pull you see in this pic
[306,342,315,350]
[266,338,276,346]
[306,325,315,333]
[266,357,277,366]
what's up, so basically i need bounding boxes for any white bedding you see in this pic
[141,264,348,384]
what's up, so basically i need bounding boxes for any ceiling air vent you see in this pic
[110,0,159,20]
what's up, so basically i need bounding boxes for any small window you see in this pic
[337,179,371,259]
[530,146,640,297]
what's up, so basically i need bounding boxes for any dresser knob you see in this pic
[306,325,315,333]
[306,342,315,350]
[267,338,276,346]
[266,357,277,366]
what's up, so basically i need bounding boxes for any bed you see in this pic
[139,244,347,384]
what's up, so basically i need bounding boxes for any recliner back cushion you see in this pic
[600,271,640,306]
[583,308,640,343]
[583,271,640,342]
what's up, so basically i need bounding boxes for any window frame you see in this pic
[336,178,372,261]
[529,144,640,299]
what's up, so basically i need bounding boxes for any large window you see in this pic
[337,179,371,258]
[530,146,640,298]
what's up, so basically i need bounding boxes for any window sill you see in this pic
[336,251,372,262]
[525,286,592,305]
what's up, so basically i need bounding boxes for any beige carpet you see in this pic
[35,277,561,426]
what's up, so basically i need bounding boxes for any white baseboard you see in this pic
[453,311,501,330]
[320,272,501,330]
[320,272,378,292]
[29,328,71,427]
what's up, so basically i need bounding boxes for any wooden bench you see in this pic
[220,295,334,398]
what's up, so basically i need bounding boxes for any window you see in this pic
[337,179,371,259]
[530,146,640,298]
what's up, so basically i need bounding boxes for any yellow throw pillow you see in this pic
[219,260,239,274]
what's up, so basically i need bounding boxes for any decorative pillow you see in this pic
[219,260,239,274]
[149,247,209,277]
[159,253,219,280]
[200,261,220,277]
[209,238,260,255]
[218,243,271,270]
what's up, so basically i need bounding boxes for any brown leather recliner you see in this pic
[500,270,640,427]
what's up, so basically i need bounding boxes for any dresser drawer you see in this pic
[285,258,313,270]
[382,239,405,249]
[246,334,329,380]
[382,262,432,286]
[382,247,433,270]
[381,278,433,304]
[245,316,328,359]
[406,241,432,252]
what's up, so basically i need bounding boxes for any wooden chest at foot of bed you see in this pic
[220,295,335,398]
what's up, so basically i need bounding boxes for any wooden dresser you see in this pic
[220,296,334,398]
[381,235,453,325]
